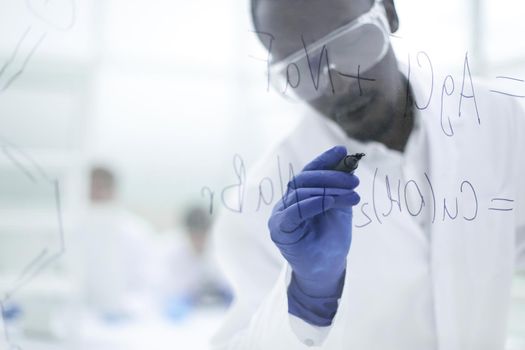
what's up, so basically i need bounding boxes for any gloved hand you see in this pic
[268,145,360,326]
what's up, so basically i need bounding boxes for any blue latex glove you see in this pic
[268,146,360,326]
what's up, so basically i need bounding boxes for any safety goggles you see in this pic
[269,0,391,101]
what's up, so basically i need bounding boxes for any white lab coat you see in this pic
[152,230,229,301]
[211,64,525,350]
[75,203,156,315]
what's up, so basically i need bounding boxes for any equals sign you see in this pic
[488,198,514,212]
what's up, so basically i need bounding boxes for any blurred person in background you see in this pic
[75,166,156,320]
[153,206,231,320]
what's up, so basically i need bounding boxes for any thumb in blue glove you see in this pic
[268,145,360,326]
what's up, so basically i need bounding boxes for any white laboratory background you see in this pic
[0,0,523,349]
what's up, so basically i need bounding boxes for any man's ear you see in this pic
[383,0,399,33]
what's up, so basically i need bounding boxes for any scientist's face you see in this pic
[253,0,405,142]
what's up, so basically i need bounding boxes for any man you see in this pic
[76,166,155,318]
[211,0,525,349]
[153,206,231,311]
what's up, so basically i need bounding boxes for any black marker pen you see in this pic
[333,153,365,173]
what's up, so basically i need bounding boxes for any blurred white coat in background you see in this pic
[75,166,156,317]
[153,207,231,307]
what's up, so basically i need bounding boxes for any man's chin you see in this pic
[340,111,395,142]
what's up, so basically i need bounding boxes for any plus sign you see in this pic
[336,65,376,96]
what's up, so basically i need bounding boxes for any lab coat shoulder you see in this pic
[118,209,156,240]
[459,79,525,269]
[243,109,349,184]
[506,97,525,270]
[456,80,525,270]
[484,86,525,270]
